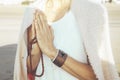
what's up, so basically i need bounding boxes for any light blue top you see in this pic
[35,11,87,80]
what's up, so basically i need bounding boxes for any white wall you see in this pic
[0,5,25,46]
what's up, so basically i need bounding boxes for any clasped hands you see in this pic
[32,10,57,60]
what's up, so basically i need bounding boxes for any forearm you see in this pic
[27,56,38,80]
[27,53,40,72]
[49,50,97,80]
[61,56,97,80]
[62,63,81,79]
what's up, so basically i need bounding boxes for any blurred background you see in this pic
[0,0,120,80]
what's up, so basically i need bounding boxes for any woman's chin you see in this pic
[47,14,65,23]
[47,17,60,23]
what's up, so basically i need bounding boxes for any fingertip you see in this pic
[35,9,39,13]
[35,20,39,29]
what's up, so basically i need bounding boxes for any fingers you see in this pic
[32,15,36,39]
[34,10,43,37]
[49,26,54,39]
[35,12,43,32]
[35,10,50,34]
[32,12,39,39]
[36,10,49,34]
[34,9,54,40]
[34,20,41,38]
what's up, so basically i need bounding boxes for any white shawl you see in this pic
[14,0,120,80]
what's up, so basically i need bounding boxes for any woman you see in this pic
[14,0,120,80]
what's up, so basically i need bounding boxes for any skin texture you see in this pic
[27,25,41,72]
[44,0,71,22]
[27,10,97,80]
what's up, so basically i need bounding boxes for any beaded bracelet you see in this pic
[52,50,68,67]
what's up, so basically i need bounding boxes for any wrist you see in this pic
[52,49,68,67]
[47,48,58,60]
